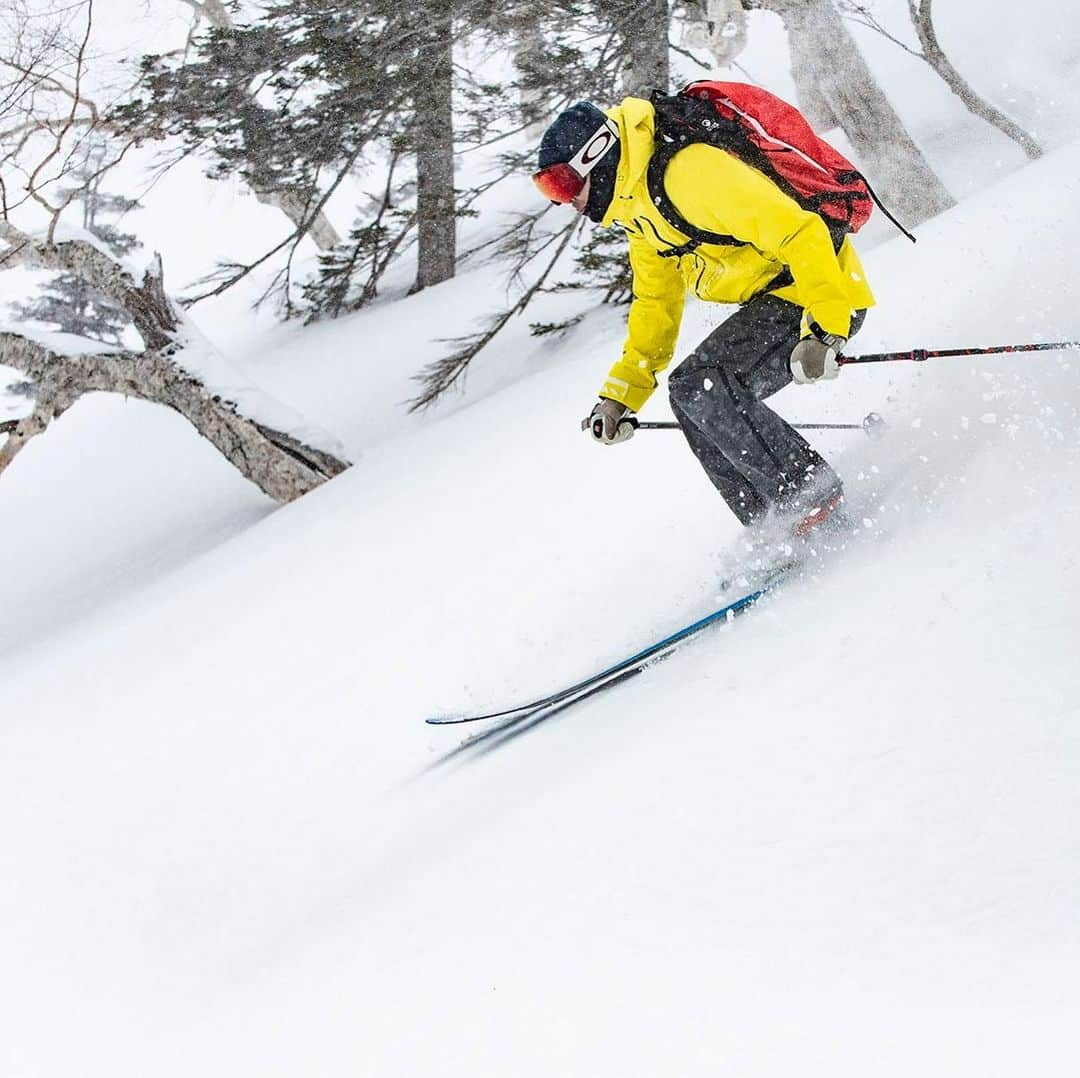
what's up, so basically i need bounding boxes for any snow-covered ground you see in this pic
[4,3,1080,1074]
[3,122,1080,1076]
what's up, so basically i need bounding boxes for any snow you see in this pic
[3,4,1080,1075]
[3,134,1080,1074]
[0,393,270,657]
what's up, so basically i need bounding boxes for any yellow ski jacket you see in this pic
[597,97,876,413]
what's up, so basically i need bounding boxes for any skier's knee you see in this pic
[669,361,721,412]
[668,368,688,409]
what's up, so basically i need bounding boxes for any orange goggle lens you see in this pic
[532,162,585,204]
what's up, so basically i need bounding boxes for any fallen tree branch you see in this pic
[0,221,177,349]
[0,226,350,501]
[0,330,348,499]
[0,375,67,477]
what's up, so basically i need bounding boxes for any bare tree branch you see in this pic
[838,1,1042,160]
[0,0,146,232]
[838,1,923,58]
[22,0,94,233]
[907,0,1042,160]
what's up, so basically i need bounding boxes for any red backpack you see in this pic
[647,81,912,256]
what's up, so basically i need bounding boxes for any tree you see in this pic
[1,3,348,501]
[411,2,458,292]
[114,3,370,310]
[510,16,550,137]
[12,142,140,346]
[172,0,343,250]
[0,225,348,500]
[615,0,672,96]
[117,0,481,310]
[906,0,1041,159]
[411,0,681,408]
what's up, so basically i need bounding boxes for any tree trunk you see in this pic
[759,0,955,227]
[513,17,549,138]
[0,227,348,502]
[909,0,1042,160]
[787,21,840,130]
[412,3,457,293]
[0,333,346,500]
[619,0,671,97]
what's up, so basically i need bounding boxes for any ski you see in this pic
[425,663,649,771]
[425,564,791,729]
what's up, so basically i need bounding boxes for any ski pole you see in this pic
[838,340,1080,366]
[632,412,886,438]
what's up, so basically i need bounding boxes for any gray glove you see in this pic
[790,330,846,384]
[582,398,635,444]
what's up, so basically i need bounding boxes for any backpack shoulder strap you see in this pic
[645,139,744,258]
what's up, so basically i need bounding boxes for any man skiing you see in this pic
[533,90,876,536]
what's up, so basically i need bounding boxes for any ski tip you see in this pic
[425,714,463,725]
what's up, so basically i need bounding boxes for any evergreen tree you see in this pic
[412,1,679,405]
[116,0,516,314]
[523,2,672,331]
[12,146,140,347]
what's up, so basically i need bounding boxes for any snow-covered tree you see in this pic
[12,144,140,347]
[1,4,348,501]
[0,225,348,500]
[117,0,483,309]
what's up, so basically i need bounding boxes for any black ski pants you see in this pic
[668,294,866,526]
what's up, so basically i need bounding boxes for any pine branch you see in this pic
[408,219,577,412]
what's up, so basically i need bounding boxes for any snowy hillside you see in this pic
[3,107,1080,1077]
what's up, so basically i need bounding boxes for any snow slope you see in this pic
[2,132,1079,1076]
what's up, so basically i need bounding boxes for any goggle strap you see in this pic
[565,117,620,180]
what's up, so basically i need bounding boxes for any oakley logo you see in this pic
[569,117,620,178]
[581,130,615,165]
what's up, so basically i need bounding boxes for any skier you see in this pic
[533,92,876,536]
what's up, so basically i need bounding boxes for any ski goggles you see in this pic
[532,116,620,204]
